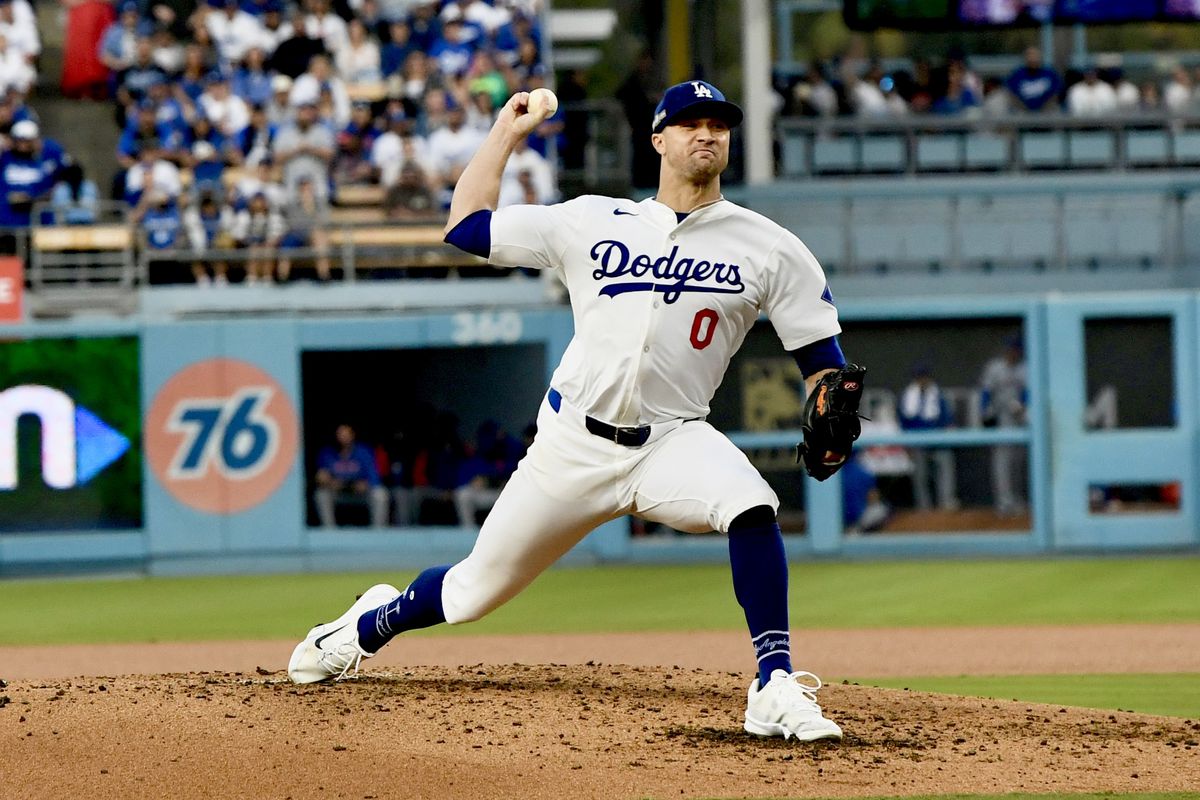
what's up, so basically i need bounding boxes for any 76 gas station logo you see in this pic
[146,359,297,515]
[167,388,279,480]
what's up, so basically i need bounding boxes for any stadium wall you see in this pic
[0,292,1197,577]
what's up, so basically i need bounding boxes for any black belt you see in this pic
[547,388,651,447]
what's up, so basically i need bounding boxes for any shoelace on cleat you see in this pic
[772,670,825,712]
[319,644,365,681]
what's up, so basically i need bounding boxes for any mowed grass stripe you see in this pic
[0,557,1197,645]
[749,794,1200,800]
[854,674,1200,719]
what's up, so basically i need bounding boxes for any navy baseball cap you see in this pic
[651,80,743,134]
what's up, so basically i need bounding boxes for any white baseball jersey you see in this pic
[489,195,840,426]
[441,194,840,623]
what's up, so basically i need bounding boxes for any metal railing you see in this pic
[733,172,1200,275]
[27,202,137,305]
[134,225,485,286]
[776,112,1200,177]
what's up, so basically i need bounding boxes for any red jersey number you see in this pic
[690,308,719,350]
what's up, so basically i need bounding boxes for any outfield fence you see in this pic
[0,291,1197,576]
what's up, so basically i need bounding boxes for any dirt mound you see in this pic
[4,665,1199,800]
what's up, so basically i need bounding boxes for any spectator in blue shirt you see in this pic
[0,120,71,226]
[451,420,525,529]
[137,192,183,249]
[115,37,168,127]
[429,16,475,77]
[1005,46,1062,112]
[98,1,151,76]
[191,140,226,195]
[239,104,277,165]
[177,43,211,103]
[314,424,390,527]
[232,46,274,108]
[118,102,179,167]
[186,115,235,165]
[240,0,276,17]
[146,79,192,143]
[133,189,189,283]
[381,19,415,77]
[406,2,441,51]
[932,60,980,115]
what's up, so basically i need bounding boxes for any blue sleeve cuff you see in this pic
[444,208,492,258]
[789,336,846,378]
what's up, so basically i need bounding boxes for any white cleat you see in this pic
[744,669,844,741]
[288,583,401,684]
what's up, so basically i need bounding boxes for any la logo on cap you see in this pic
[691,81,713,99]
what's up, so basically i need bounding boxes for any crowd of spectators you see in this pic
[0,0,90,237]
[780,45,1200,120]
[83,0,560,283]
[312,409,532,528]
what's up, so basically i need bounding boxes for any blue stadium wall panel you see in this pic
[0,297,1197,576]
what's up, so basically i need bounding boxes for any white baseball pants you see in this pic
[441,394,779,624]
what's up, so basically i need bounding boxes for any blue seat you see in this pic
[957,196,1056,267]
[1069,132,1115,168]
[1113,196,1165,264]
[780,132,809,177]
[903,221,951,266]
[860,136,906,172]
[917,135,961,170]
[1182,195,1200,260]
[794,223,845,269]
[1065,218,1112,264]
[852,226,901,270]
[1174,131,1200,164]
[848,198,951,271]
[1115,218,1163,264]
[1021,132,1066,168]
[965,134,1008,169]
[812,138,857,173]
[1126,131,1169,166]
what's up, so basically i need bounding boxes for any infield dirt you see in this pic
[4,664,1200,800]
[4,625,1200,799]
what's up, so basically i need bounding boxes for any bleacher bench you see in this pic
[334,184,387,207]
[329,224,487,269]
[32,225,133,251]
[328,206,387,225]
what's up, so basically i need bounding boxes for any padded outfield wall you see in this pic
[0,292,1197,576]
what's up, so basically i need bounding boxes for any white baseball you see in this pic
[527,87,558,118]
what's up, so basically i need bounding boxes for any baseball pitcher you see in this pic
[289,80,866,741]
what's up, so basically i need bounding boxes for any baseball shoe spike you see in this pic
[743,669,843,741]
[288,583,401,684]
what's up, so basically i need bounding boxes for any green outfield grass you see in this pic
[0,557,1196,646]
[779,794,1200,800]
[856,674,1200,719]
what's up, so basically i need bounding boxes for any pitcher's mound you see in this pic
[4,664,1199,799]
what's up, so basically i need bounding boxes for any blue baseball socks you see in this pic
[356,565,451,653]
[728,508,793,687]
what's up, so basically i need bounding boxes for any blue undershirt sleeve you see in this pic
[443,208,492,258]
[789,336,846,378]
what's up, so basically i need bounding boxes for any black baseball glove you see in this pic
[796,364,866,481]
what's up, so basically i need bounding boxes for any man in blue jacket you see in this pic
[1005,47,1062,112]
[314,423,390,527]
[0,120,72,228]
